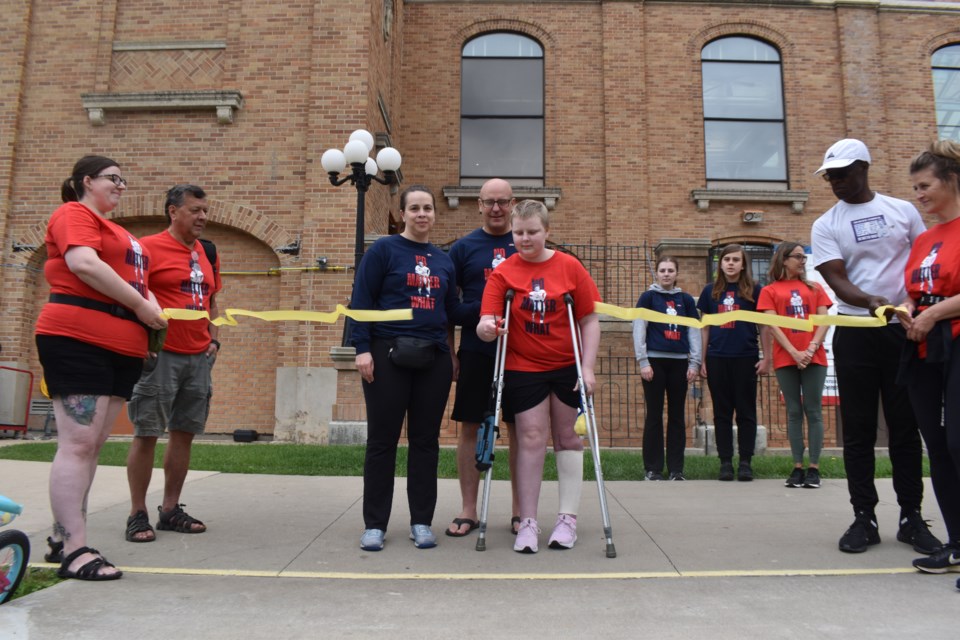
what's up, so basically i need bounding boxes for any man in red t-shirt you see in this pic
[124,185,222,543]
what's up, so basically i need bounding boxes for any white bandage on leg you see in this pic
[556,449,584,516]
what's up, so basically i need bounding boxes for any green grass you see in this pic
[9,568,63,602]
[0,441,927,481]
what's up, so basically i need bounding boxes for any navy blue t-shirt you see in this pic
[696,283,761,358]
[349,234,459,355]
[637,289,698,354]
[448,227,516,356]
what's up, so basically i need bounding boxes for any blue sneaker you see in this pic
[360,528,385,551]
[409,524,437,549]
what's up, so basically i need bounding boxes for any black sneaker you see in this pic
[912,545,960,574]
[897,509,944,555]
[736,462,753,482]
[785,467,805,488]
[668,472,686,481]
[803,468,821,488]
[644,470,664,481]
[718,462,734,482]
[839,511,881,553]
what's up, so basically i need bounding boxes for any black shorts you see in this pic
[36,334,144,400]
[503,365,581,416]
[452,349,515,424]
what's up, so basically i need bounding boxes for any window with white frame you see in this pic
[933,44,960,141]
[461,32,544,187]
[701,37,788,189]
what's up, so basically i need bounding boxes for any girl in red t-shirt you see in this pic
[478,200,601,554]
[34,155,166,581]
[757,242,831,489]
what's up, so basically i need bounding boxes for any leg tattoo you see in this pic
[53,520,71,542]
[62,395,98,426]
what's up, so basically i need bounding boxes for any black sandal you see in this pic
[156,504,206,533]
[125,510,156,542]
[58,546,122,581]
[44,536,64,563]
[510,516,521,535]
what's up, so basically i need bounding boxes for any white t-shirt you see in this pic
[810,192,925,316]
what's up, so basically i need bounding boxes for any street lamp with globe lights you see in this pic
[321,129,402,344]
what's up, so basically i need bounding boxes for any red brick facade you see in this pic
[1,1,957,448]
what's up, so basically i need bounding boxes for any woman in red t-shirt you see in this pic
[757,242,831,489]
[478,200,601,554]
[899,140,960,577]
[34,155,166,581]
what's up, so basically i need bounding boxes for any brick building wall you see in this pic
[1,0,958,448]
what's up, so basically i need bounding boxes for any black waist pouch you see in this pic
[388,336,437,369]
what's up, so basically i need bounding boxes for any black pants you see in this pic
[833,323,923,514]
[907,339,960,544]
[706,356,758,460]
[361,339,452,531]
[642,358,688,474]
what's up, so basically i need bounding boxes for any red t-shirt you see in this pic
[141,231,222,354]
[757,279,832,370]
[480,251,601,372]
[35,201,152,358]
[904,216,960,359]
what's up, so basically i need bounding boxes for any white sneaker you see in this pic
[548,513,577,550]
[513,518,540,554]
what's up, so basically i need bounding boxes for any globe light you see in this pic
[320,148,346,174]
[348,129,375,153]
[376,147,402,172]
[365,158,378,176]
[343,140,369,165]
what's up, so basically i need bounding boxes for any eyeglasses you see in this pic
[95,173,127,187]
[821,166,856,182]
[480,198,512,209]
[786,253,807,261]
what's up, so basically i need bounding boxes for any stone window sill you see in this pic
[690,188,809,214]
[81,90,243,126]
[442,186,562,210]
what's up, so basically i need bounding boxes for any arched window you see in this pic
[461,33,544,186]
[701,37,787,189]
[933,44,960,141]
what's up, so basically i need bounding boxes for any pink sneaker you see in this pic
[513,518,540,553]
[548,513,578,550]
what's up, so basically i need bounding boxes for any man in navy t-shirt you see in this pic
[445,178,519,537]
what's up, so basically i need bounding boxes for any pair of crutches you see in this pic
[474,289,617,558]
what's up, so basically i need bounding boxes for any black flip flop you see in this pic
[444,518,479,537]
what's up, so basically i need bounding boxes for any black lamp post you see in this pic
[321,130,402,345]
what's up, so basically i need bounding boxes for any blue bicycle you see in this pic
[0,495,29,604]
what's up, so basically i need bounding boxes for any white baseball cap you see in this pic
[814,138,872,175]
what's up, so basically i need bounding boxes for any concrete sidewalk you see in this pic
[1,458,957,639]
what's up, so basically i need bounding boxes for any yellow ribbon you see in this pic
[162,305,413,327]
[594,302,904,332]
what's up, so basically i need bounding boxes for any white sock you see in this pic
[555,449,583,516]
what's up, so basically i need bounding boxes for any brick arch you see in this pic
[10,196,299,266]
[687,21,793,58]
[453,19,556,49]
[922,31,960,59]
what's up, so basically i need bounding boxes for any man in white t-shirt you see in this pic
[811,139,941,556]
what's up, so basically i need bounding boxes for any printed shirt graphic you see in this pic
[140,231,222,354]
[757,279,832,370]
[696,283,762,358]
[481,251,600,372]
[407,254,440,310]
[904,217,960,358]
[36,201,153,357]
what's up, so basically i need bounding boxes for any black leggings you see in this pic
[361,338,452,531]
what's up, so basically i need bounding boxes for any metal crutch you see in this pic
[563,293,617,558]
[475,289,514,552]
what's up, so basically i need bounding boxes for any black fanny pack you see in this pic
[49,293,147,330]
[387,336,437,370]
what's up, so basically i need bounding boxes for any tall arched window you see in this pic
[701,37,787,189]
[933,44,960,141]
[461,33,544,186]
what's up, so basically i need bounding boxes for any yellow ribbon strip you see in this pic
[163,305,413,327]
[594,302,904,332]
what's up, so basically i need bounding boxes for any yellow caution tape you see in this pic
[593,302,904,332]
[162,305,413,327]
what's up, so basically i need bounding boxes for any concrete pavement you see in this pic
[1,456,957,639]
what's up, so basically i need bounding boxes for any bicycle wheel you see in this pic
[0,529,30,604]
